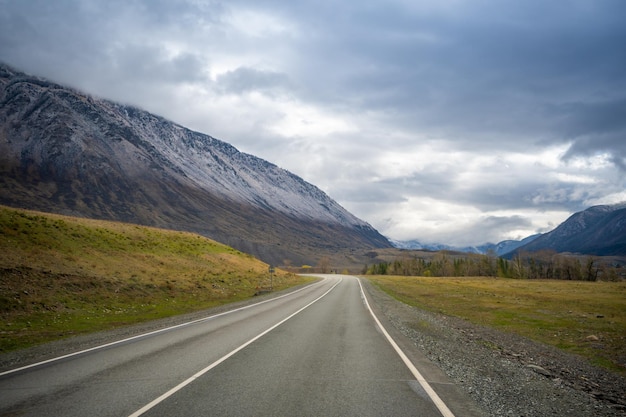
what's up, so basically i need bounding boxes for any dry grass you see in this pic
[367,275,626,374]
[0,206,314,352]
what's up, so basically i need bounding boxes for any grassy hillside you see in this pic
[0,206,313,352]
[368,275,626,374]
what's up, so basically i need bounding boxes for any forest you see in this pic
[364,250,624,281]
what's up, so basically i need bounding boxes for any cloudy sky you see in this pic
[1,0,625,246]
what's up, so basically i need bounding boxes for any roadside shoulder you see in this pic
[360,277,626,417]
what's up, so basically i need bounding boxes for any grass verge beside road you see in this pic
[0,206,313,352]
[367,275,626,374]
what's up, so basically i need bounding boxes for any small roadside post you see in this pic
[268,265,275,290]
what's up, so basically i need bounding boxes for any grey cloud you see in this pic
[216,67,290,95]
[365,161,617,216]
[453,175,614,214]
[329,183,408,204]
[610,154,626,172]
[321,169,461,208]
[564,133,626,171]
[461,215,534,244]
[557,99,626,139]
[280,0,626,152]
[477,215,532,230]
[106,45,207,84]
[555,99,626,170]
[0,0,219,111]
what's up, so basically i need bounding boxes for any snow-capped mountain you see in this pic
[0,64,391,265]
[390,240,468,253]
[390,235,540,256]
[510,203,626,256]
[487,234,542,256]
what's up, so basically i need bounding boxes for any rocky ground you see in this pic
[1,279,624,416]
[362,279,626,417]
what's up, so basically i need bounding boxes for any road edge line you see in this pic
[357,277,456,417]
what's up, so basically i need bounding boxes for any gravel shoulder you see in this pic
[2,277,624,417]
[361,278,626,417]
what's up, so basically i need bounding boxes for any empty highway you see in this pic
[0,275,478,416]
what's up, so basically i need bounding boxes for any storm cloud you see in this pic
[1,0,625,245]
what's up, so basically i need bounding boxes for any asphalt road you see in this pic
[0,275,476,416]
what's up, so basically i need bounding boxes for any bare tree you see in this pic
[317,256,331,273]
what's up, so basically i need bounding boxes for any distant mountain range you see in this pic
[0,64,391,266]
[393,203,626,257]
[391,234,541,256]
[508,203,626,257]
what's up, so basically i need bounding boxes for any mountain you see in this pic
[488,234,542,256]
[391,234,541,256]
[394,201,626,259]
[391,240,480,253]
[0,64,391,266]
[510,203,626,256]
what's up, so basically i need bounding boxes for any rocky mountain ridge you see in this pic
[511,203,626,256]
[394,203,626,257]
[0,64,391,266]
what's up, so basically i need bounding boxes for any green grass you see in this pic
[367,275,626,374]
[0,206,314,352]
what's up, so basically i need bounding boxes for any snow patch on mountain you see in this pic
[391,234,542,256]
[104,102,369,228]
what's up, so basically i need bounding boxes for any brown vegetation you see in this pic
[365,250,625,281]
[368,275,626,375]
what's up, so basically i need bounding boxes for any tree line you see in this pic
[364,250,624,281]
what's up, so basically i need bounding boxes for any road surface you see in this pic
[0,275,478,416]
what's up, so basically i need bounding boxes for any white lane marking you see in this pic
[356,278,456,417]
[127,276,343,417]
[0,278,326,377]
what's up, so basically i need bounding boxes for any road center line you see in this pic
[127,276,342,417]
[356,277,456,417]
[0,278,325,377]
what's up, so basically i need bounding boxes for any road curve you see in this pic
[0,275,477,416]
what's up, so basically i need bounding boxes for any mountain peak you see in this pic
[0,64,391,265]
[510,203,626,256]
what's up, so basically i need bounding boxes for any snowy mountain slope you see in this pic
[490,234,542,256]
[102,103,366,227]
[0,64,390,265]
[510,203,626,256]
